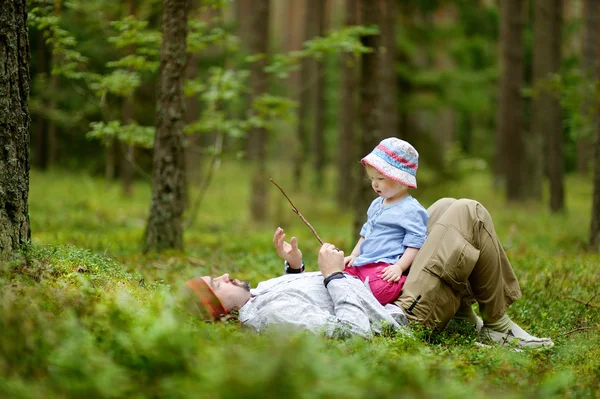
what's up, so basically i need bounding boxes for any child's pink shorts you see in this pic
[344,262,407,305]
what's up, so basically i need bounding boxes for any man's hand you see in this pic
[318,243,345,278]
[381,264,403,282]
[273,227,303,269]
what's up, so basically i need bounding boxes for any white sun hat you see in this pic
[361,137,419,188]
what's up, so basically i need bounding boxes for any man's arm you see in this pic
[242,287,376,338]
[318,244,401,336]
[244,242,400,337]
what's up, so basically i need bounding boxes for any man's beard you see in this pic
[232,278,251,292]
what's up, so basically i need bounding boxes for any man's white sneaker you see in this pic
[478,323,554,349]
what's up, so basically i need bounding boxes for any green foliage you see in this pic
[265,25,379,79]
[4,168,597,398]
[87,121,155,148]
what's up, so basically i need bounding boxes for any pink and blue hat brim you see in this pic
[361,142,418,188]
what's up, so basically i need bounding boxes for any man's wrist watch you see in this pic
[323,271,345,287]
[284,260,305,274]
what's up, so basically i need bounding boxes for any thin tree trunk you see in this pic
[547,0,564,212]
[578,0,596,175]
[337,0,358,208]
[294,0,318,190]
[47,59,58,168]
[184,53,201,177]
[0,0,31,257]
[120,0,137,197]
[496,0,526,202]
[530,0,553,201]
[35,30,49,170]
[312,0,327,188]
[121,97,135,196]
[47,0,63,169]
[591,109,600,250]
[249,0,270,221]
[353,0,381,238]
[144,0,189,252]
[105,138,118,180]
[378,0,398,137]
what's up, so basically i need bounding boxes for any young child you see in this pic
[344,137,429,305]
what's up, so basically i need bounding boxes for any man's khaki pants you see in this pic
[395,198,522,329]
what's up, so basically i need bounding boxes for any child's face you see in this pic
[365,165,407,201]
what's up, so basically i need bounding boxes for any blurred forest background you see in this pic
[18,0,600,251]
[1,0,600,398]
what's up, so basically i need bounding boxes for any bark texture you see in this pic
[248,0,270,221]
[496,0,526,202]
[353,0,381,238]
[0,0,31,257]
[337,0,358,208]
[144,0,189,252]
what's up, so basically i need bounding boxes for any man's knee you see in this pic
[427,197,457,229]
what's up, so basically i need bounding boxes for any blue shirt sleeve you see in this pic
[399,207,428,249]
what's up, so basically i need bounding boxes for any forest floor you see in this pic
[1,164,599,398]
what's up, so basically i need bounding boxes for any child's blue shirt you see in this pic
[354,195,429,267]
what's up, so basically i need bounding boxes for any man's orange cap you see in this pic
[182,277,226,321]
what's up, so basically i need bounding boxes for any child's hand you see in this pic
[344,255,356,267]
[381,264,403,282]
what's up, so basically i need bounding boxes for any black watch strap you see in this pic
[284,261,305,274]
[323,271,345,288]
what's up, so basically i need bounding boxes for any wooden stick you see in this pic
[563,326,597,336]
[270,178,324,245]
[561,296,600,309]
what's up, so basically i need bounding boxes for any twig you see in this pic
[586,293,599,307]
[270,178,324,245]
[183,130,224,230]
[563,326,596,336]
[561,296,600,309]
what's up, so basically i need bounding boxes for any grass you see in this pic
[1,162,599,398]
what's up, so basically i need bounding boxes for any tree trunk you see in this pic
[530,0,552,200]
[312,0,327,188]
[578,0,597,175]
[591,109,600,250]
[353,0,381,238]
[378,0,398,138]
[294,0,318,190]
[105,138,118,180]
[337,0,358,208]
[249,0,270,221]
[143,0,189,252]
[496,0,526,202]
[184,53,201,178]
[35,30,49,170]
[121,97,135,197]
[0,0,31,257]
[120,0,137,197]
[47,0,63,169]
[547,0,564,212]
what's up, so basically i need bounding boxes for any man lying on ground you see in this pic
[183,198,554,348]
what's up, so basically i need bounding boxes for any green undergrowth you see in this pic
[1,164,598,398]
